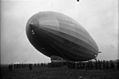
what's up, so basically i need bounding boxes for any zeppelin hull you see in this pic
[26,11,99,61]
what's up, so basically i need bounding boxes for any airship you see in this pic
[26,11,99,61]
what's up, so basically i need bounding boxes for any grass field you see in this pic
[1,65,119,79]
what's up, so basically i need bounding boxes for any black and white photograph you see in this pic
[0,0,119,79]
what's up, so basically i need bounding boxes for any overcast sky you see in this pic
[1,0,118,64]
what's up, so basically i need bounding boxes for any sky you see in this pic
[1,0,118,64]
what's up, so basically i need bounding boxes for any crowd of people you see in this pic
[8,60,119,71]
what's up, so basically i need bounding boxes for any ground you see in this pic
[1,65,119,79]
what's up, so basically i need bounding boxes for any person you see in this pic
[77,0,80,2]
